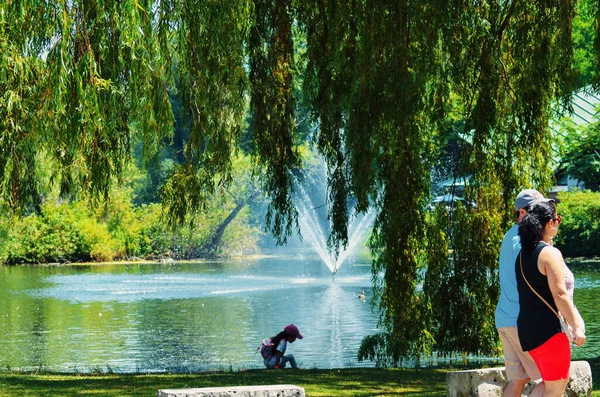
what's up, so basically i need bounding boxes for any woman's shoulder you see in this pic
[538,244,564,267]
[539,243,561,254]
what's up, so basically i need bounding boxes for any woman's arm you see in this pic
[274,351,282,368]
[540,246,586,347]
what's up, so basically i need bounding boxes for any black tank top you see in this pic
[516,242,561,351]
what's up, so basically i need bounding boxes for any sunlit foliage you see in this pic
[1,0,598,363]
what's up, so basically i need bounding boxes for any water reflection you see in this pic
[0,257,597,373]
[570,266,600,361]
[0,253,378,372]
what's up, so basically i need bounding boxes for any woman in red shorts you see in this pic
[516,199,585,396]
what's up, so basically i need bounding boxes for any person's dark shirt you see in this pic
[516,242,561,351]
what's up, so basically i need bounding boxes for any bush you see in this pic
[0,174,263,264]
[554,190,600,258]
[4,202,117,264]
[133,211,212,259]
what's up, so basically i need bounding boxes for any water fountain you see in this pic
[294,169,375,274]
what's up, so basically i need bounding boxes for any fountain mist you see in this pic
[294,171,375,274]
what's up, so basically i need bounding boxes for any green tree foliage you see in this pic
[573,0,598,87]
[299,1,577,363]
[2,0,599,364]
[4,200,117,264]
[249,0,301,244]
[554,190,600,257]
[0,0,174,208]
[0,179,262,264]
[593,0,600,90]
[161,0,252,225]
[0,155,263,263]
[560,117,600,189]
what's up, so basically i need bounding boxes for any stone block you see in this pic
[446,361,592,397]
[157,384,305,397]
[446,366,506,397]
[565,361,593,397]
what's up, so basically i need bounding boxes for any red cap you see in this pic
[284,324,303,339]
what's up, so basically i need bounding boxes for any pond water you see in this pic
[0,252,597,373]
[0,250,379,372]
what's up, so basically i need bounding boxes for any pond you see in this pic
[0,250,379,372]
[0,252,597,373]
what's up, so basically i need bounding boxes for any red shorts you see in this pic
[528,332,571,381]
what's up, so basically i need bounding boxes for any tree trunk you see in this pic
[206,191,261,257]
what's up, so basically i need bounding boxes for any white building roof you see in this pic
[569,88,600,125]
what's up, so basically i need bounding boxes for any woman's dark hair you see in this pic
[518,200,557,254]
[270,330,288,350]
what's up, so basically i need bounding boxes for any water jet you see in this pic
[294,169,375,274]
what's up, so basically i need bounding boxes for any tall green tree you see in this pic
[573,0,598,87]
[2,0,598,364]
[297,0,583,363]
[560,117,600,189]
[1,0,174,210]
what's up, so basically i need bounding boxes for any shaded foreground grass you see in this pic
[0,360,598,397]
[0,367,446,397]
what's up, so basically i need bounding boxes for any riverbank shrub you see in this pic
[554,190,600,258]
[3,201,117,264]
[0,190,262,264]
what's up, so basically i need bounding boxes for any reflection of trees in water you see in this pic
[0,267,137,371]
[136,298,252,371]
[4,262,598,371]
[0,266,54,368]
[29,300,49,367]
[570,284,600,359]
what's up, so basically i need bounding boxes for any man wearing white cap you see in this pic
[495,189,547,396]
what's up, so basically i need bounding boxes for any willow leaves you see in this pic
[1,0,596,363]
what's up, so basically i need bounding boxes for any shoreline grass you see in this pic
[1,360,598,397]
[0,368,446,397]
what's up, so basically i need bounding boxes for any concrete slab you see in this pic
[157,384,305,397]
[446,360,592,396]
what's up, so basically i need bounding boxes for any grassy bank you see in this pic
[0,367,445,397]
[0,361,598,397]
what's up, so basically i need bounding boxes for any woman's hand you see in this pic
[572,327,586,347]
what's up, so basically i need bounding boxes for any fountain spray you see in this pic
[295,173,375,275]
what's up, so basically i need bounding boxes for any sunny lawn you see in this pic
[0,360,598,397]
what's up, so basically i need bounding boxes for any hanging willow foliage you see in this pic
[46,0,173,202]
[161,0,251,225]
[298,0,581,363]
[249,0,301,243]
[1,1,53,210]
[424,0,577,358]
[594,0,600,89]
[0,0,173,207]
[1,0,596,363]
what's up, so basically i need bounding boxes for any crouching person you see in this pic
[259,324,303,369]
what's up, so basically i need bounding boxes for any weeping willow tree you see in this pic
[298,0,588,363]
[1,0,174,209]
[1,0,598,363]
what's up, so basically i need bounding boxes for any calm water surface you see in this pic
[0,253,597,373]
[0,250,379,372]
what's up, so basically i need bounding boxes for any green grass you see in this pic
[0,368,445,397]
[0,360,597,397]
